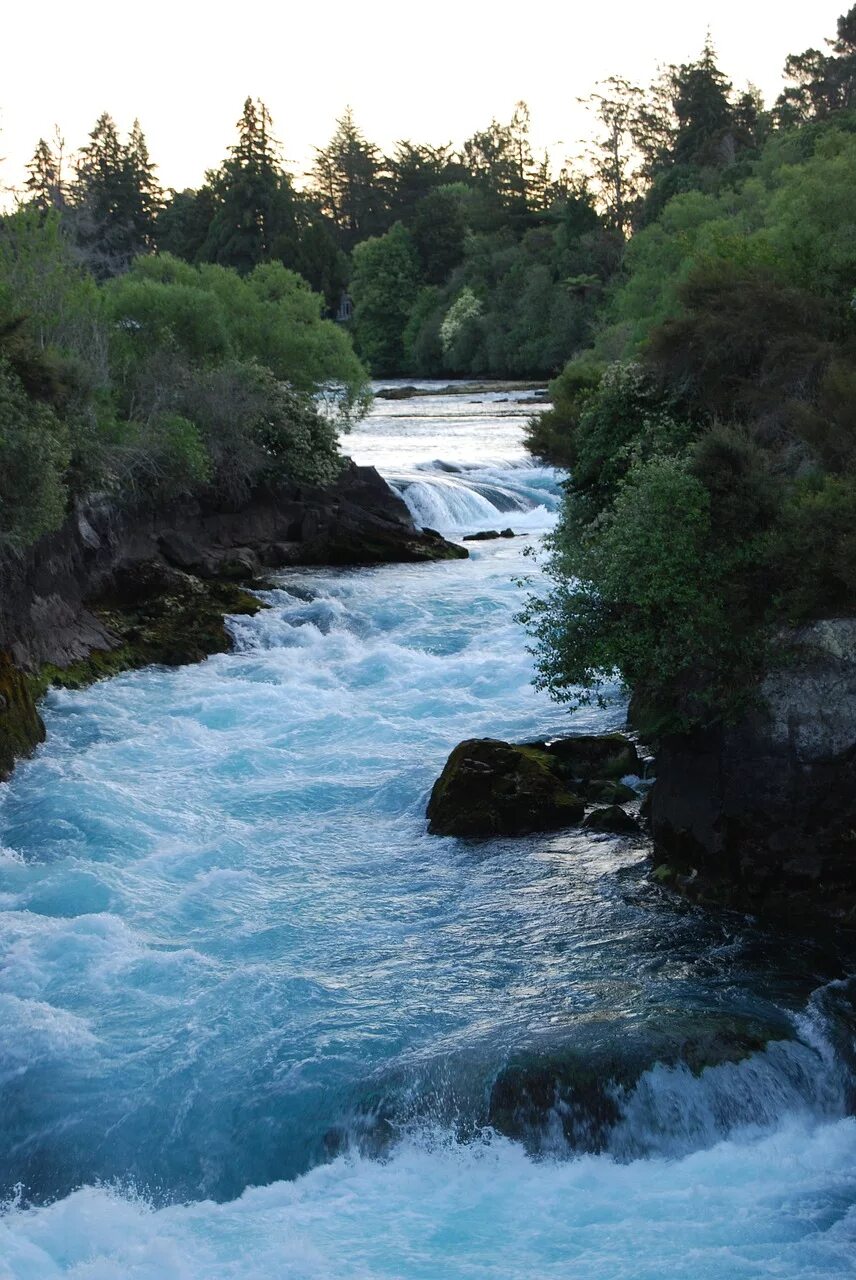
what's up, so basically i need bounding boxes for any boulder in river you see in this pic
[426,738,585,837]
[583,805,639,835]
[488,1012,791,1153]
[585,779,638,805]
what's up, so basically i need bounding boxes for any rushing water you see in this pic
[1,385,855,1278]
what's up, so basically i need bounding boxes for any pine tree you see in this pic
[201,97,297,274]
[311,109,388,248]
[671,38,736,168]
[124,119,161,249]
[25,138,62,212]
[71,113,159,276]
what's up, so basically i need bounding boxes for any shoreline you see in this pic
[0,461,466,783]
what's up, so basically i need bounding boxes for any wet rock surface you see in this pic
[649,619,856,921]
[584,805,640,835]
[426,733,642,838]
[487,1012,792,1153]
[463,529,516,541]
[426,738,585,837]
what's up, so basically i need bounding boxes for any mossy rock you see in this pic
[427,738,585,837]
[41,565,266,693]
[586,778,637,805]
[0,653,46,780]
[583,805,639,835]
[528,733,641,782]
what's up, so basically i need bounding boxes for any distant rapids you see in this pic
[1,383,855,1279]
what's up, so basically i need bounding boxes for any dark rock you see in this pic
[584,805,639,835]
[462,529,516,542]
[426,738,585,837]
[0,652,45,781]
[526,733,641,783]
[375,386,418,400]
[210,548,260,580]
[158,531,216,577]
[650,619,856,920]
[585,779,637,805]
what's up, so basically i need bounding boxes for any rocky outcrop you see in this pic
[0,462,464,673]
[426,733,642,838]
[0,654,45,781]
[0,461,465,780]
[649,619,856,920]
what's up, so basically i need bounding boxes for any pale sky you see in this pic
[1,0,846,197]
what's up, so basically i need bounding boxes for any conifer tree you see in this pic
[25,138,62,212]
[311,109,388,248]
[124,119,161,248]
[201,97,297,274]
[70,113,160,275]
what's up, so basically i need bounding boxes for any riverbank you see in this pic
[0,459,465,781]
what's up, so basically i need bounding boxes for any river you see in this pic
[1,385,855,1278]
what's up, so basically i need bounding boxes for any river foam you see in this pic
[1,384,854,1278]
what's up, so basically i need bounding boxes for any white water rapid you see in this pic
[0,384,854,1278]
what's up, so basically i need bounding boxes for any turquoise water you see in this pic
[1,388,855,1277]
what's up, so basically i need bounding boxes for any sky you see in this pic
[0,0,846,196]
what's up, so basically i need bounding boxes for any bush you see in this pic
[528,452,767,730]
[0,360,70,547]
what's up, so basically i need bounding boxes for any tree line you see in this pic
[15,20,849,378]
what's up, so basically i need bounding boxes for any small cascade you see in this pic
[388,459,561,535]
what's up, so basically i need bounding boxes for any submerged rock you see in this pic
[375,385,418,400]
[426,738,585,837]
[584,805,639,835]
[463,528,516,542]
[488,1012,790,1153]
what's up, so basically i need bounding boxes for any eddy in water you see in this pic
[1,387,855,1278]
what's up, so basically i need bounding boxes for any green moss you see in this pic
[427,738,586,837]
[0,652,46,780]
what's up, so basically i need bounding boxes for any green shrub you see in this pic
[0,360,70,547]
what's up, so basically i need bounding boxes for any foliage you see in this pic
[527,9,856,731]
[106,254,369,419]
[0,357,71,547]
[349,224,420,374]
[0,205,368,548]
